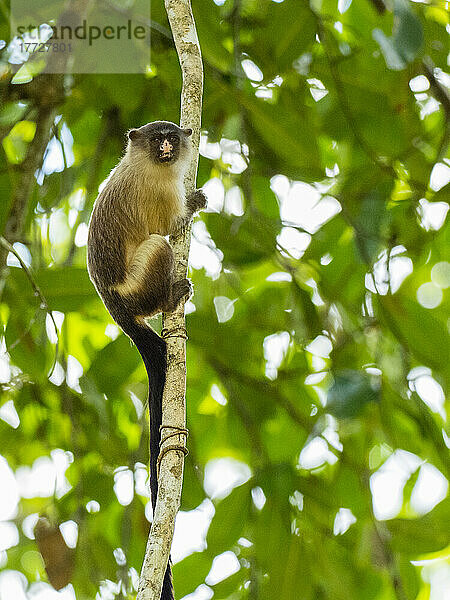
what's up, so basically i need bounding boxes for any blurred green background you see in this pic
[0,0,449,599]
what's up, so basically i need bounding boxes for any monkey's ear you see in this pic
[183,128,193,137]
[128,129,139,141]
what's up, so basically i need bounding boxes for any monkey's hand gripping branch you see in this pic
[136,1,203,599]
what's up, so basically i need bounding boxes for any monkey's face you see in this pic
[128,121,192,166]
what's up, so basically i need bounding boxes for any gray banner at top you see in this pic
[9,0,151,74]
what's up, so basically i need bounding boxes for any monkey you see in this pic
[87,121,206,600]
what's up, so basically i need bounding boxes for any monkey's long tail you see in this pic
[119,319,174,600]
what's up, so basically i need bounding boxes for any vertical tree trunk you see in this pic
[136,1,203,598]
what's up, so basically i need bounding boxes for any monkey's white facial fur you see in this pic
[128,121,193,167]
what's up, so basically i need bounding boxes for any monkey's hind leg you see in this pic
[114,235,191,317]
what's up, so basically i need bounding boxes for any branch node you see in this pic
[157,426,189,476]
[159,425,189,437]
[161,326,188,340]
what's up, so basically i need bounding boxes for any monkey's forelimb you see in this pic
[173,189,207,236]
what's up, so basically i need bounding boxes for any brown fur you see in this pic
[87,121,205,324]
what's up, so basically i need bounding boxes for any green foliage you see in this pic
[0,0,449,599]
[327,370,380,419]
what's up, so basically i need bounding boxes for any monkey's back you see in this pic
[87,187,131,293]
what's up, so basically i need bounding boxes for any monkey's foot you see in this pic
[172,278,193,305]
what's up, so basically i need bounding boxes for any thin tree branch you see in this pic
[0,236,59,376]
[422,57,450,163]
[3,105,56,247]
[136,0,203,598]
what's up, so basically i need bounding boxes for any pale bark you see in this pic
[136,1,203,598]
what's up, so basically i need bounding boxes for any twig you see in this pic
[422,57,450,117]
[0,236,59,376]
[373,520,409,600]
[3,105,55,249]
[8,306,40,351]
[136,0,203,598]
[422,57,450,163]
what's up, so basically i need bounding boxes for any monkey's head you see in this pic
[127,121,192,167]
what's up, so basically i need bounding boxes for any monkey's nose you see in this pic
[160,139,173,155]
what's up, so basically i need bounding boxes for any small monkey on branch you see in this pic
[87,121,206,600]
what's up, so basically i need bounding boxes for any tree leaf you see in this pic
[82,335,142,398]
[327,370,380,419]
[206,482,252,555]
[172,551,212,599]
[388,499,450,554]
[379,295,450,376]
[393,0,424,63]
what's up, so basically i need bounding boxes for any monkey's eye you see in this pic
[168,134,178,142]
